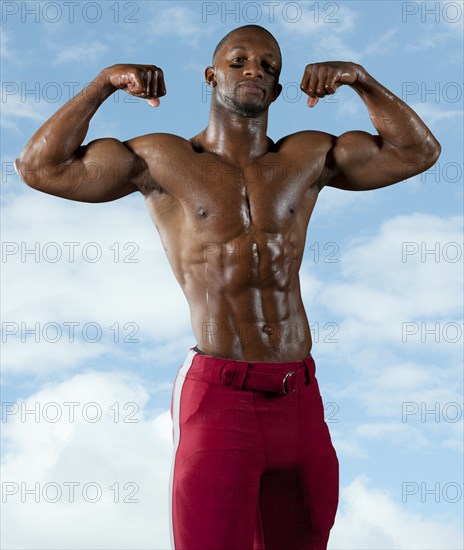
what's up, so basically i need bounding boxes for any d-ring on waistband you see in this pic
[220,361,310,394]
[190,347,313,395]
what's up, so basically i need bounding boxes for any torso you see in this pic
[130,130,334,361]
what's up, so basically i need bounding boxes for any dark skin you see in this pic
[16,28,441,362]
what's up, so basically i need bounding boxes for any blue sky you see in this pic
[1,1,463,548]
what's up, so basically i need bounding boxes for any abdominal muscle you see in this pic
[176,230,313,362]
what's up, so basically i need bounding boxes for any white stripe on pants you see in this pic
[168,348,197,549]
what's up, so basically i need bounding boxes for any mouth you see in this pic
[238,82,265,95]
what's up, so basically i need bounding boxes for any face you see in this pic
[206,29,282,117]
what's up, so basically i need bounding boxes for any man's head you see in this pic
[211,25,282,68]
[206,25,282,118]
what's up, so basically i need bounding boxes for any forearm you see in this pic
[351,67,441,155]
[16,71,116,170]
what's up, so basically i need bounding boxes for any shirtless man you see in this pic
[16,24,440,550]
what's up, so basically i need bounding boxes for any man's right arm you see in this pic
[15,64,166,203]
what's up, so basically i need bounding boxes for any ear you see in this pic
[205,66,217,87]
[271,83,282,102]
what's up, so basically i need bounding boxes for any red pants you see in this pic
[169,346,339,550]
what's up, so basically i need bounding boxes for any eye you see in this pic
[229,57,245,68]
[263,61,277,74]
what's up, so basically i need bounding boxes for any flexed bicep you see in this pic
[40,137,151,203]
[326,130,408,191]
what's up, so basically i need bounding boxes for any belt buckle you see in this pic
[282,371,295,394]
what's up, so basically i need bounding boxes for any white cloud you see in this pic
[410,102,464,128]
[153,6,201,38]
[329,476,463,549]
[402,0,463,56]
[405,17,463,55]
[331,357,462,420]
[1,29,11,58]
[325,354,462,459]
[277,1,358,37]
[363,28,398,57]
[2,191,192,375]
[336,96,362,116]
[276,2,362,60]
[326,215,462,354]
[328,431,369,459]
[1,92,55,131]
[52,41,108,66]
[295,213,462,376]
[312,184,378,217]
[145,5,218,46]
[354,421,430,449]
[316,213,463,323]
[0,29,22,65]
[1,372,173,549]
[301,212,463,452]
[314,33,361,61]
[442,421,464,452]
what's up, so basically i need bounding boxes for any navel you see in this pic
[262,324,274,335]
[197,208,208,219]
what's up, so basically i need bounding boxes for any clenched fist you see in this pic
[300,62,363,108]
[101,64,166,107]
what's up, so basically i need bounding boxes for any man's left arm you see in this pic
[300,62,441,191]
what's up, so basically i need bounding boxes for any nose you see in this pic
[244,59,264,79]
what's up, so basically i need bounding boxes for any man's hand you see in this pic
[300,62,362,108]
[101,64,167,107]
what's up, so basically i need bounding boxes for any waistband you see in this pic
[187,346,315,395]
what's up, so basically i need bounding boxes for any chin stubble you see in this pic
[217,87,265,118]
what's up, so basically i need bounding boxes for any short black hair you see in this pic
[212,25,281,65]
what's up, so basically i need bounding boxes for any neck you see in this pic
[200,101,271,164]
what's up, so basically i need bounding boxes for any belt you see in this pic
[190,351,314,396]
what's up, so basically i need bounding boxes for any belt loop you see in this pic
[303,358,311,386]
[230,361,248,389]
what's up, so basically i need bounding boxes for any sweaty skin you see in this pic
[16,27,441,362]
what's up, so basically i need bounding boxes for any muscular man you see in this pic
[16,25,440,550]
